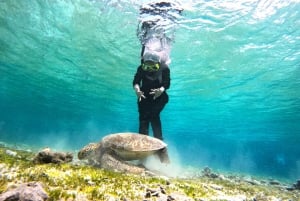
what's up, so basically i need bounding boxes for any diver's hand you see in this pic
[136,91,146,102]
[134,84,146,102]
[150,87,165,100]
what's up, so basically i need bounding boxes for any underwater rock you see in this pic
[294,179,300,190]
[0,182,48,201]
[269,179,281,185]
[167,192,193,201]
[244,177,261,185]
[209,184,223,191]
[33,147,73,164]
[144,186,192,201]
[287,179,300,191]
[201,167,219,178]
[253,193,281,201]
[213,194,247,201]
[5,149,17,157]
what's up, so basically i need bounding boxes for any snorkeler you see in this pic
[133,1,182,140]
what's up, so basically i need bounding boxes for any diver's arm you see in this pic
[161,66,170,90]
[133,66,145,101]
[132,66,143,87]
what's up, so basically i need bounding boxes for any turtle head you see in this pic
[78,143,101,160]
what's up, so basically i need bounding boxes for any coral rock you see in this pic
[0,182,48,201]
[33,147,73,164]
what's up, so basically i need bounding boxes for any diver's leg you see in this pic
[150,116,163,140]
[138,100,150,135]
[139,119,149,135]
[150,116,171,164]
[150,94,168,140]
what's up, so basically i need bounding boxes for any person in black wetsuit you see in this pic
[133,1,182,140]
[133,52,170,140]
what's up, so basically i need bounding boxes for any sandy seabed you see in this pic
[0,143,299,201]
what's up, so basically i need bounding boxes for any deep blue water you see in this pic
[0,0,300,181]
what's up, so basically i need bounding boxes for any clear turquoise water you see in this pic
[0,0,299,180]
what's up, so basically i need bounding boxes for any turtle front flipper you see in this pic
[157,148,170,164]
[100,151,146,174]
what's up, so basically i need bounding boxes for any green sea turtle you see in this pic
[78,132,170,174]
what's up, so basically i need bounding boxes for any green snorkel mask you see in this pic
[142,62,160,72]
[142,52,161,72]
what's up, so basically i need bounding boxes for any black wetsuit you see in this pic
[133,1,181,139]
[132,63,170,140]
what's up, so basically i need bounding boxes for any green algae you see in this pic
[0,146,299,201]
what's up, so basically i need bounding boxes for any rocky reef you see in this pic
[0,144,299,201]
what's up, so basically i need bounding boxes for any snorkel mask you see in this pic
[142,62,160,72]
[142,52,161,72]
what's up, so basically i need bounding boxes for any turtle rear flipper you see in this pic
[157,148,170,164]
[101,152,146,174]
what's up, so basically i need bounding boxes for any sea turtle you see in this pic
[78,132,170,174]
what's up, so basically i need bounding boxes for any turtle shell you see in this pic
[101,132,167,160]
